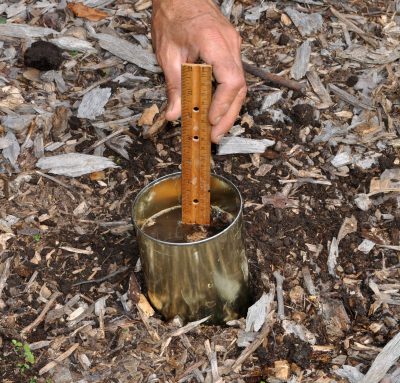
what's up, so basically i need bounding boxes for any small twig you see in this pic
[72,265,130,286]
[24,270,39,292]
[162,129,181,139]
[78,219,131,227]
[60,246,93,255]
[137,306,160,341]
[360,332,400,383]
[205,340,222,383]
[35,171,76,196]
[22,292,62,336]
[169,315,211,338]
[83,127,128,154]
[242,61,305,92]
[302,266,317,296]
[39,343,79,375]
[161,316,211,356]
[72,77,113,97]
[0,174,10,199]
[176,359,206,382]
[328,84,374,110]
[0,257,12,299]
[273,270,285,320]
[330,7,379,48]
[226,312,275,373]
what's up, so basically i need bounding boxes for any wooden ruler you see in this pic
[181,64,212,225]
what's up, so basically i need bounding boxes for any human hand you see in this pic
[151,0,247,143]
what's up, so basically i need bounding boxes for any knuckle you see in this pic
[228,73,246,91]
[203,27,225,43]
[166,82,179,93]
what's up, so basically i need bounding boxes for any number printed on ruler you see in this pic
[181,64,212,225]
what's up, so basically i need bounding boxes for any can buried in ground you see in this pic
[132,172,249,324]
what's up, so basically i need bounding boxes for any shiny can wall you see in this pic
[132,173,249,323]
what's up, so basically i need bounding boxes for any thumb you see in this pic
[162,59,182,121]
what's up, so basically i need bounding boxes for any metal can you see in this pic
[132,172,249,323]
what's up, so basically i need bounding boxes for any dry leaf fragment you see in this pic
[89,171,105,181]
[262,193,299,209]
[67,2,109,21]
[134,0,152,11]
[289,285,304,305]
[282,319,316,345]
[0,234,14,250]
[255,164,273,177]
[281,13,292,26]
[369,169,400,195]
[23,68,41,82]
[137,294,154,317]
[321,299,350,339]
[138,104,159,126]
[274,360,290,380]
[240,113,254,128]
[335,111,353,119]
[0,86,25,109]
[142,111,168,139]
[337,215,357,243]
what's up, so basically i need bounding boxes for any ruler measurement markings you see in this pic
[181,64,212,225]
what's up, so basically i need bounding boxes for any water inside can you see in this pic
[141,205,233,243]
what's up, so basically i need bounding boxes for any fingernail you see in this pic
[215,134,224,143]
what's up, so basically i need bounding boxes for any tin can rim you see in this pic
[131,172,243,246]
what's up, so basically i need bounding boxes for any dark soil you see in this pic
[24,41,63,71]
[290,104,315,127]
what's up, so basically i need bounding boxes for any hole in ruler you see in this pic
[193,199,199,205]
[193,135,199,141]
[193,106,199,112]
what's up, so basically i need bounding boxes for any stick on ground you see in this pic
[273,270,285,320]
[242,61,305,92]
[230,312,275,373]
[39,343,79,375]
[21,292,62,336]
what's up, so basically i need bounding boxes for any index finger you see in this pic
[199,33,246,124]
[209,60,246,126]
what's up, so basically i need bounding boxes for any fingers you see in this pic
[208,59,245,124]
[198,30,246,141]
[158,48,185,121]
[210,85,247,143]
